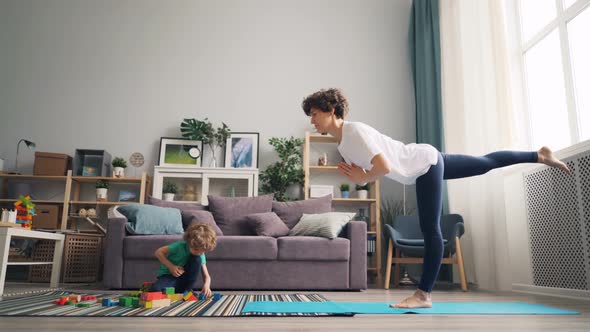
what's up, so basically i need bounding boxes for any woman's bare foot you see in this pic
[389,289,432,309]
[538,146,571,174]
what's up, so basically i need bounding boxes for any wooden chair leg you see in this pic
[393,248,400,288]
[455,237,467,291]
[384,239,393,289]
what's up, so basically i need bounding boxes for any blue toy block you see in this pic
[213,293,222,301]
[198,293,206,300]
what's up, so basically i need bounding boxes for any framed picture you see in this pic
[158,137,203,167]
[225,132,259,169]
[118,190,138,202]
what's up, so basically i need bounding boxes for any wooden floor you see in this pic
[1,283,589,331]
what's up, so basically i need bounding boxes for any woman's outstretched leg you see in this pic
[391,154,444,309]
[443,146,570,180]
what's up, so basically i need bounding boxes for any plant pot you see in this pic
[357,190,368,199]
[163,193,175,201]
[341,191,350,199]
[96,188,108,201]
[113,167,125,178]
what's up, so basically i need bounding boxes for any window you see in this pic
[517,0,590,149]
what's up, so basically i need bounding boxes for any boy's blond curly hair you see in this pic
[183,224,217,252]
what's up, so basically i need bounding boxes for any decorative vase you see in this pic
[183,184,197,201]
[96,188,108,201]
[357,190,368,199]
[341,191,350,199]
[163,193,175,201]
[113,167,125,178]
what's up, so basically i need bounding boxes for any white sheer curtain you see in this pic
[439,0,525,291]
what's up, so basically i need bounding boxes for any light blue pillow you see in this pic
[117,204,184,235]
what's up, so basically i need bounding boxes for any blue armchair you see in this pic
[383,214,467,291]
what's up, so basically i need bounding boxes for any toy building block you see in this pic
[66,301,76,305]
[76,303,92,308]
[124,291,141,297]
[81,295,97,301]
[119,297,134,307]
[132,297,140,307]
[167,293,184,302]
[198,293,207,300]
[68,295,81,302]
[213,293,222,301]
[183,291,197,301]
[151,298,171,308]
[164,287,175,295]
[141,291,166,301]
[139,300,152,309]
[102,298,119,307]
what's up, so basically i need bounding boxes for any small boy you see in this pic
[152,224,217,297]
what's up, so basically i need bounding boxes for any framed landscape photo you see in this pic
[225,132,259,169]
[158,137,203,167]
[118,190,138,202]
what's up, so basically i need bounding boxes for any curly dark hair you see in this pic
[302,88,349,119]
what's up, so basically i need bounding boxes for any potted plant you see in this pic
[112,157,127,178]
[162,181,178,201]
[180,118,231,167]
[355,183,369,199]
[96,180,109,201]
[259,136,304,201]
[340,183,350,199]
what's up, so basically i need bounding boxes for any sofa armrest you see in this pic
[103,217,128,289]
[343,221,367,290]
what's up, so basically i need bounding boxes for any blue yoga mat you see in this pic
[242,301,579,315]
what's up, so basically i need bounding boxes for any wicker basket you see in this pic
[29,233,103,283]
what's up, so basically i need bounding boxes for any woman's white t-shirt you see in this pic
[337,121,439,185]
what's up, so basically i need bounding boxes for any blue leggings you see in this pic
[416,150,538,292]
[151,254,202,293]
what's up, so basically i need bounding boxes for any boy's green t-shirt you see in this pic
[157,241,206,277]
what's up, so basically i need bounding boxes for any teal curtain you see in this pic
[410,0,448,213]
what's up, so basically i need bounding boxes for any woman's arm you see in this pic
[338,153,391,184]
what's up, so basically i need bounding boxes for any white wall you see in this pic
[0,0,415,201]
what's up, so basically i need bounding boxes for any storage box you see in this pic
[74,149,112,177]
[309,185,334,198]
[33,152,72,176]
[29,233,103,283]
[32,204,60,229]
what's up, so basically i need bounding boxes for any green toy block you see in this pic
[119,297,133,307]
[77,303,92,307]
[132,297,140,307]
[66,301,75,305]
[164,287,175,295]
[125,291,141,297]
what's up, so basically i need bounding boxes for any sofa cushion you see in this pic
[206,236,277,260]
[118,204,184,235]
[289,212,356,239]
[277,236,349,261]
[124,234,183,259]
[181,210,223,236]
[272,195,332,229]
[149,196,207,211]
[245,212,289,237]
[207,194,274,235]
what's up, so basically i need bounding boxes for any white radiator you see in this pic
[503,140,590,300]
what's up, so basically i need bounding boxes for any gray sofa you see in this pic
[102,195,367,290]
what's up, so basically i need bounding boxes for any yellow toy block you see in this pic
[139,300,152,309]
[167,293,184,302]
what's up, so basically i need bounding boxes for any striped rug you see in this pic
[0,291,343,317]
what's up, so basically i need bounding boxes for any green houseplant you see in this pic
[162,181,178,201]
[259,136,304,202]
[112,157,127,178]
[355,183,369,199]
[95,180,109,202]
[340,183,350,199]
[180,118,231,167]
